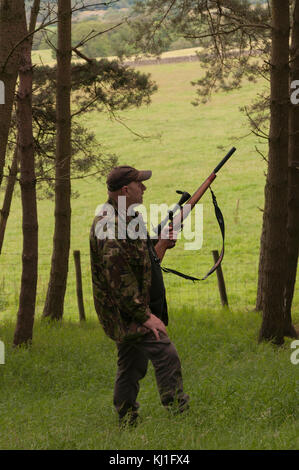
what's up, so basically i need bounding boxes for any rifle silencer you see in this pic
[213,147,236,174]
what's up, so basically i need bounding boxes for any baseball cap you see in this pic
[106,165,152,191]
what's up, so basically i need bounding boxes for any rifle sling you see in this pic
[160,188,225,281]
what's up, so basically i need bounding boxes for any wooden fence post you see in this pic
[212,250,229,307]
[73,250,86,321]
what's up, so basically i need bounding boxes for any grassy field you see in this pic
[31,46,202,66]
[1,311,299,450]
[0,58,298,450]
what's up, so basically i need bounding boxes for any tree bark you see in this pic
[43,0,72,320]
[13,33,38,347]
[0,145,19,255]
[73,250,86,322]
[0,0,27,188]
[283,0,299,338]
[258,0,290,345]
[256,217,266,311]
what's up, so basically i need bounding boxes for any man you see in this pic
[90,165,189,427]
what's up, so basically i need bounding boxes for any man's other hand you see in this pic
[143,313,168,341]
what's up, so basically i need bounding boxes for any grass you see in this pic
[0,56,298,450]
[0,310,298,450]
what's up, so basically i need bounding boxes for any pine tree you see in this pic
[43,0,72,321]
[13,0,40,346]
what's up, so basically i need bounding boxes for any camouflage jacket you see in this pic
[90,197,153,342]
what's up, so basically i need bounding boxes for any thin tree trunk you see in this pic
[13,34,38,347]
[0,0,27,188]
[73,250,86,322]
[256,218,266,311]
[0,145,19,255]
[258,0,290,345]
[43,0,72,320]
[283,0,299,338]
[28,0,40,46]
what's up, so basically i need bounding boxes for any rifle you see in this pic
[157,147,237,281]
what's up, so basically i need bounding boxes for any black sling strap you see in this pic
[159,188,225,281]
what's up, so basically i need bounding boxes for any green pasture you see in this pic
[32,48,55,66]
[0,59,298,450]
[0,311,299,450]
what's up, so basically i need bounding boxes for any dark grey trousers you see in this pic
[113,331,189,419]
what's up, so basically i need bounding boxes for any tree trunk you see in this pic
[256,217,266,311]
[43,0,72,320]
[0,0,27,188]
[283,0,299,338]
[0,145,19,255]
[13,35,38,347]
[258,0,290,345]
[0,0,41,257]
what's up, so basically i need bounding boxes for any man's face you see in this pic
[123,180,146,206]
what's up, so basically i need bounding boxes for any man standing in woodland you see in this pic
[90,166,189,427]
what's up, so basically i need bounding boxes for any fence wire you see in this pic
[0,250,298,320]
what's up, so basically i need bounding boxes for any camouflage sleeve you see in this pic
[102,237,150,324]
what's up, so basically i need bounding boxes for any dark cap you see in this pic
[106,165,152,191]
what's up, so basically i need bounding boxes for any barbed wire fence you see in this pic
[0,249,279,322]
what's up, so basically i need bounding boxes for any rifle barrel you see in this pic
[159,147,237,235]
[169,147,236,232]
[213,147,236,174]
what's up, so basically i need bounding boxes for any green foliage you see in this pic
[33,20,138,58]
[72,21,120,58]
[33,15,203,58]
[7,59,156,199]
[130,0,271,101]
[71,59,157,110]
